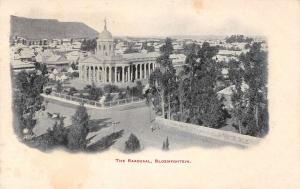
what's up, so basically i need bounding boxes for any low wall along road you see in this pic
[155,117,262,147]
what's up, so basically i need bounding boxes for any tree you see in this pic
[240,42,268,136]
[80,38,97,53]
[162,136,169,151]
[135,81,143,97]
[103,84,120,94]
[86,83,103,101]
[149,38,177,119]
[56,81,63,93]
[71,62,78,70]
[125,133,141,153]
[47,119,67,146]
[68,87,78,96]
[13,69,48,137]
[183,42,227,128]
[228,59,246,133]
[124,43,139,54]
[67,103,90,150]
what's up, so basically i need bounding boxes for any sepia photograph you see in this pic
[1,0,300,188]
[10,16,268,153]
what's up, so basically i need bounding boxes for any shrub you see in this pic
[47,120,67,146]
[162,137,169,151]
[72,72,79,77]
[68,87,77,96]
[103,84,120,93]
[125,133,141,153]
[45,87,52,95]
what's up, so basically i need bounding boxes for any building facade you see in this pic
[78,20,159,84]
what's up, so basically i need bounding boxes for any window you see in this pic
[103,45,106,50]
[99,45,101,50]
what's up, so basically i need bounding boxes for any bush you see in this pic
[125,133,141,153]
[118,91,126,100]
[105,93,113,102]
[61,68,67,72]
[56,81,63,93]
[103,84,120,93]
[72,72,79,77]
[67,124,89,151]
[68,87,77,96]
[45,87,52,95]
[162,137,169,151]
[47,120,67,146]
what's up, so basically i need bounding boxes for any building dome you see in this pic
[99,29,112,39]
[98,18,112,39]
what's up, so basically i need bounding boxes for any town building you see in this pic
[78,20,158,84]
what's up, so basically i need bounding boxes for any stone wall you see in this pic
[155,117,261,147]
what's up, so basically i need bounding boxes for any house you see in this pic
[11,59,35,72]
[217,83,249,110]
[43,54,70,72]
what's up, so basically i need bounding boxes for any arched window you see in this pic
[103,45,106,50]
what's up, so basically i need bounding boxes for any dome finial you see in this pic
[104,17,107,30]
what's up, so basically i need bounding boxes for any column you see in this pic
[94,67,96,82]
[108,66,111,82]
[144,64,147,79]
[81,66,84,80]
[86,66,88,81]
[130,65,132,82]
[148,63,151,78]
[135,64,137,80]
[89,66,92,82]
[139,64,142,79]
[122,66,125,82]
[126,67,128,82]
[103,66,106,83]
[114,66,117,83]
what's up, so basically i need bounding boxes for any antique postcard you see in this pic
[0,0,299,188]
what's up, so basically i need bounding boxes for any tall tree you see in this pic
[184,42,227,128]
[240,42,268,136]
[149,38,176,119]
[228,59,246,134]
[67,103,90,150]
[12,68,48,137]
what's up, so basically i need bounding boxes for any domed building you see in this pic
[78,19,159,84]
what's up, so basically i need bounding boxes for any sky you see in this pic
[5,0,296,37]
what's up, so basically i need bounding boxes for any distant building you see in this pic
[43,54,70,72]
[11,59,35,72]
[78,19,158,84]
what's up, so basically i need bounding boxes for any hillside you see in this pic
[10,16,99,40]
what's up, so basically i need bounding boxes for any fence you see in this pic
[155,117,261,147]
[47,91,145,108]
